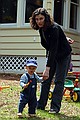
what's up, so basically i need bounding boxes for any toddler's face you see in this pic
[26,66,37,75]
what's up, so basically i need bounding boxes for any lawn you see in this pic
[0,79,80,120]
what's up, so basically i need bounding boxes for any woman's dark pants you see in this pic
[37,54,71,112]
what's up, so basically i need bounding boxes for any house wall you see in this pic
[0,0,80,73]
[0,28,45,56]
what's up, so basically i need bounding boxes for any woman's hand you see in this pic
[66,37,74,44]
[42,67,50,80]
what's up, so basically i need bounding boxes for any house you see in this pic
[0,0,80,74]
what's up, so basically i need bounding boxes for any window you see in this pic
[25,0,43,23]
[54,0,64,25]
[0,0,43,26]
[70,0,79,29]
[0,0,17,23]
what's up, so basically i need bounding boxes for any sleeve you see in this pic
[20,74,28,87]
[34,72,43,82]
[46,27,59,67]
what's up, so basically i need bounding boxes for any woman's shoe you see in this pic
[49,109,59,114]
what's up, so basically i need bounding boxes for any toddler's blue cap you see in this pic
[26,58,37,67]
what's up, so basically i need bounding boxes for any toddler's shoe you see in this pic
[17,113,23,118]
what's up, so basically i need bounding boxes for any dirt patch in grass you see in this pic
[0,73,21,81]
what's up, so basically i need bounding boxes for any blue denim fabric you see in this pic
[18,73,37,114]
[18,93,37,114]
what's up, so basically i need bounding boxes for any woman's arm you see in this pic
[42,27,59,80]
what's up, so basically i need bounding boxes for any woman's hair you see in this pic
[29,8,54,30]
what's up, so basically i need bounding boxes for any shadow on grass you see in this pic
[0,117,42,120]
[56,113,80,120]
[37,109,80,120]
[16,116,42,120]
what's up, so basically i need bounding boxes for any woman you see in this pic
[30,8,72,113]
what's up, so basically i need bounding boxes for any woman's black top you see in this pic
[39,23,72,67]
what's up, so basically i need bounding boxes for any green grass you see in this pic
[0,80,80,120]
